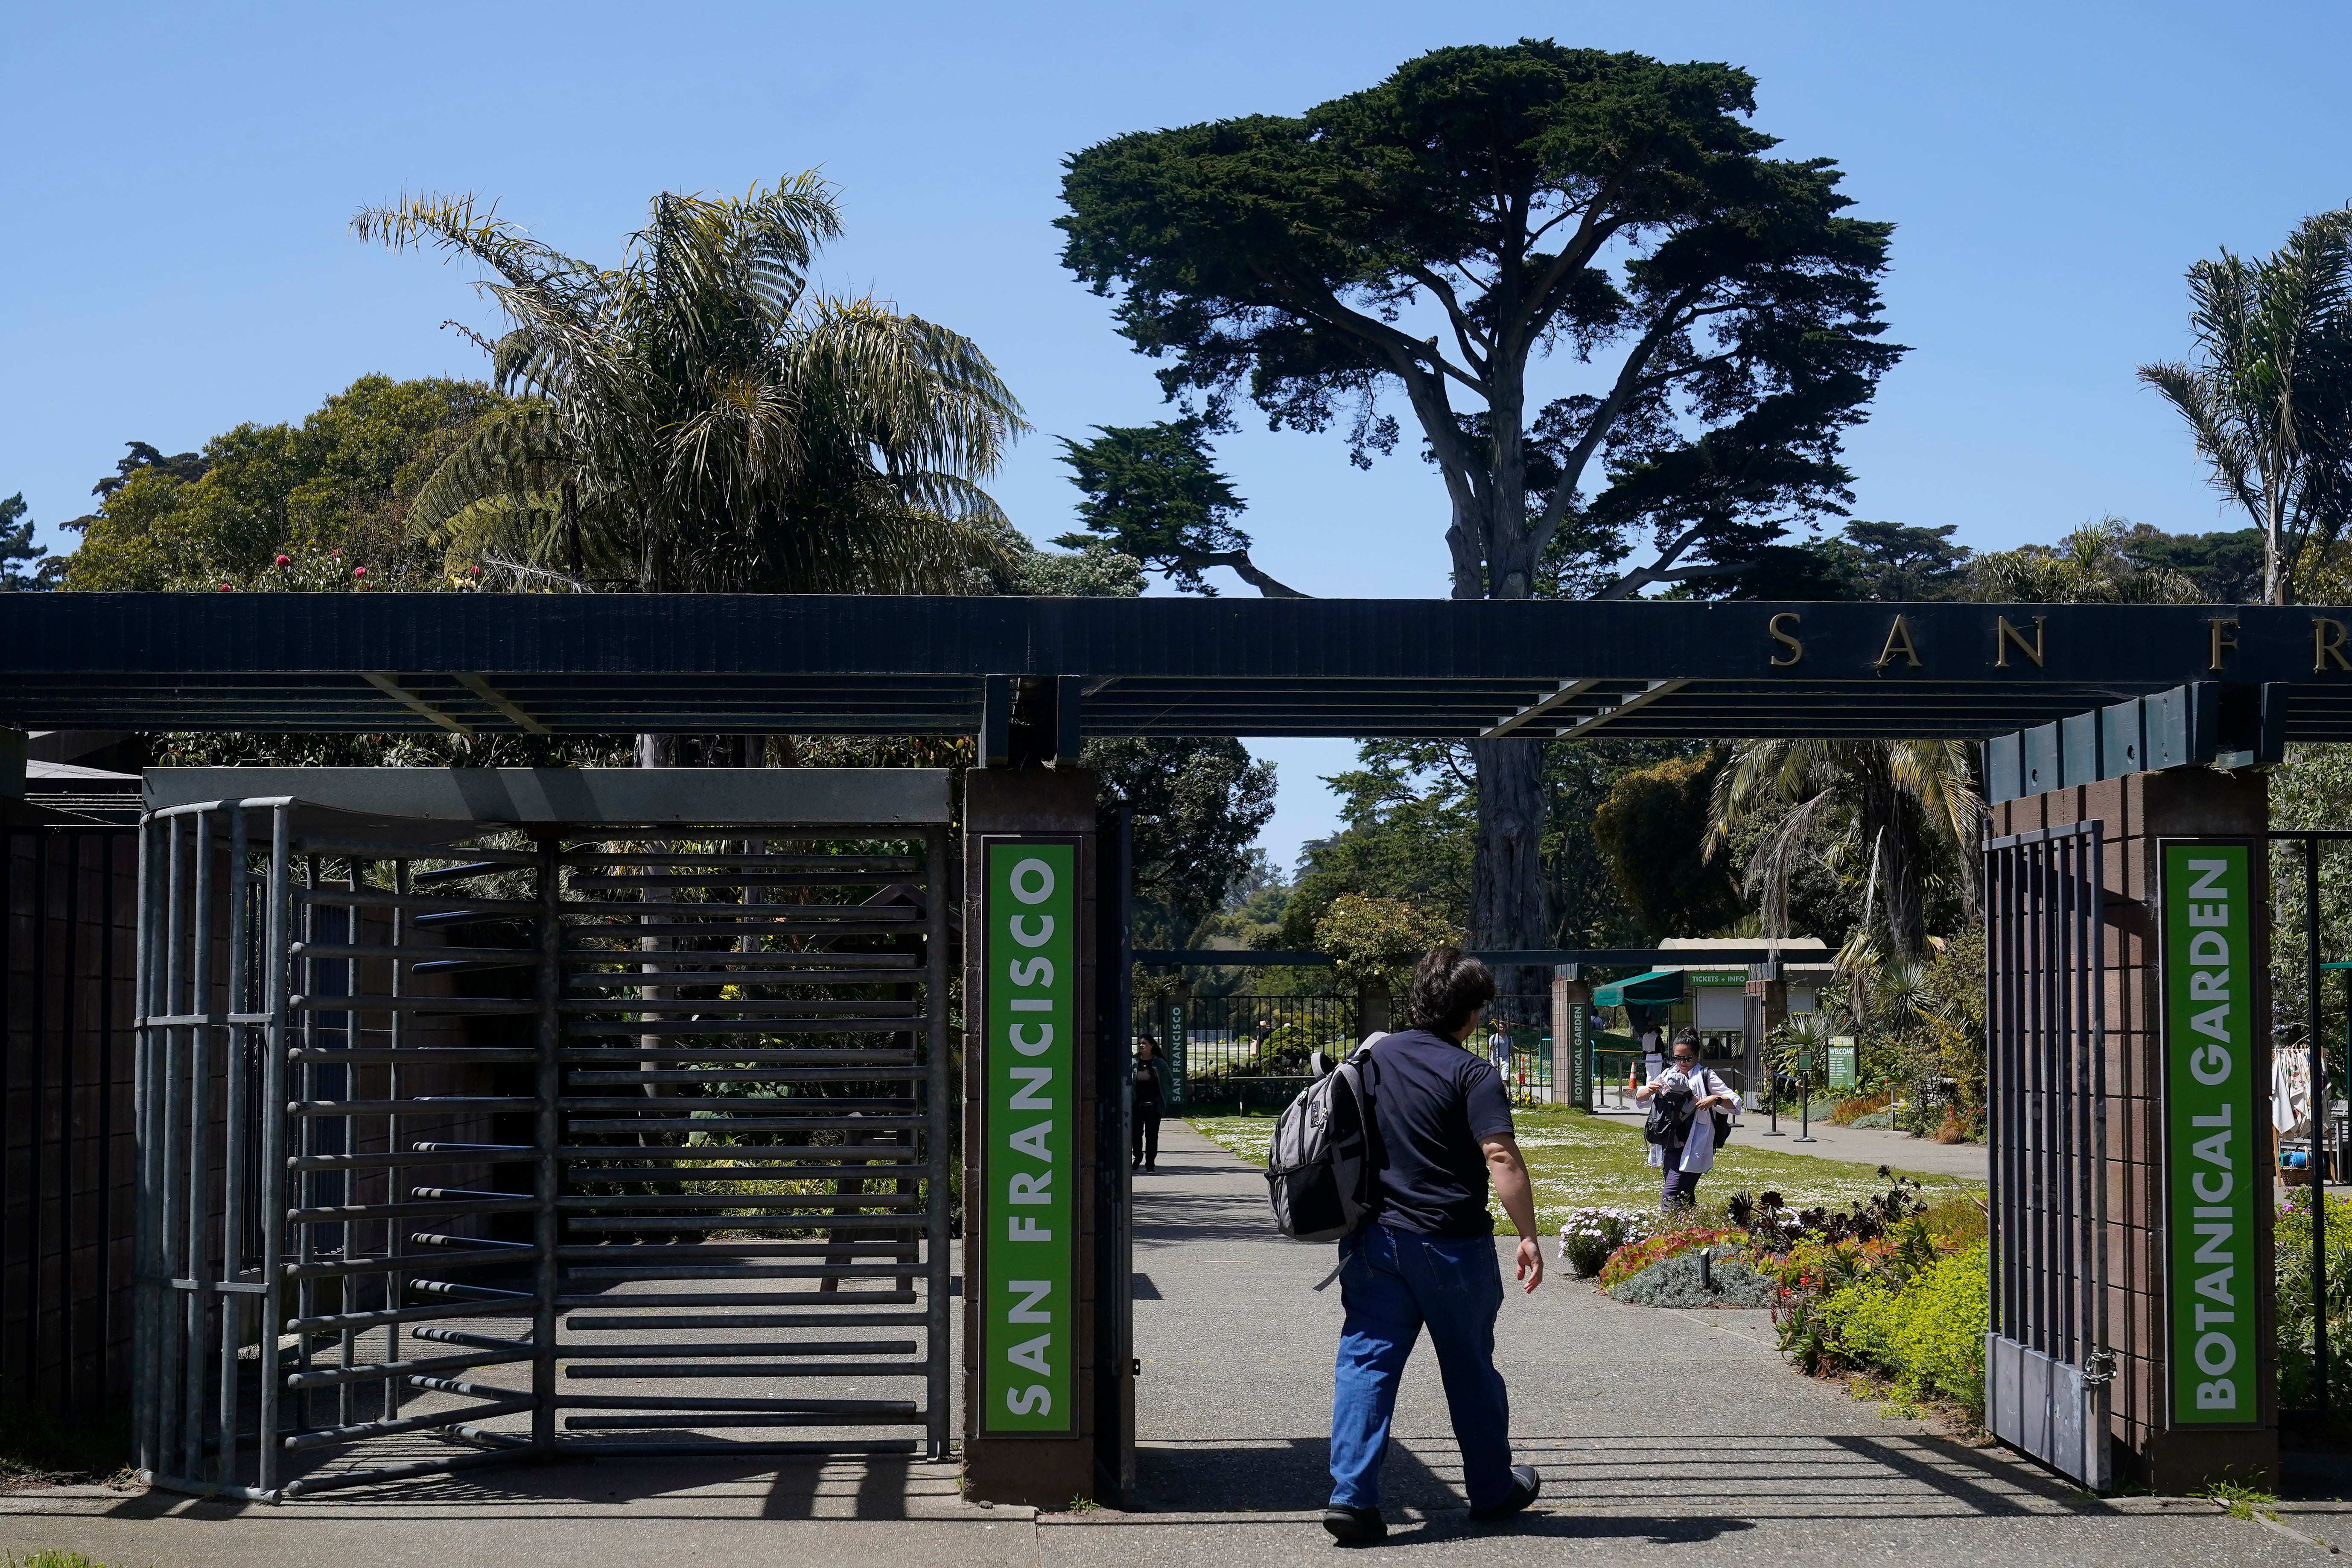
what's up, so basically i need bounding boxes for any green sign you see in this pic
[1165,1004,1185,1107]
[978,842,1077,1435]
[1568,1000,1591,1107]
[2162,841,2257,1428]
[1686,970,1749,987]
[1827,1039,1858,1092]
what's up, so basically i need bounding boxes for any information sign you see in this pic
[978,841,1077,1435]
[2161,842,2257,1428]
[1828,1039,1858,1092]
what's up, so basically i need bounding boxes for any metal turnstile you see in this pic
[132,770,952,1499]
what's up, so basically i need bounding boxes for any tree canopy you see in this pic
[56,376,505,590]
[1059,40,1902,958]
[1053,417,1299,595]
[1059,41,1901,604]
[0,494,50,590]
[356,175,1026,593]
[2139,207,2352,604]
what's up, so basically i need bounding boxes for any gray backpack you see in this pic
[1265,1036,1383,1246]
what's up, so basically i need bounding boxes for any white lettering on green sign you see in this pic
[2163,844,2255,1426]
[981,843,1076,1434]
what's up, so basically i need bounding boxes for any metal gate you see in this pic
[132,771,952,1499]
[1983,820,2113,1490]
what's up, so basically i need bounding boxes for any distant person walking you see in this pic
[1324,948,1544,1545]
[1131,1036,1166,1173]
[1635,1028,1736,1212]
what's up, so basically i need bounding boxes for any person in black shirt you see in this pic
[1324,948,1544,1545]
[1131,1036,1166,1172]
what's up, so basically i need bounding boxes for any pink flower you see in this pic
[353,566,367,578]
[219,583,232,592]
[274,554,291,567]
[468,564,481,576]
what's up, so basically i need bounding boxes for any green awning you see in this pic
[1592,969,1686,1007]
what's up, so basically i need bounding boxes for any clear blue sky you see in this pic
[5,1,2347,865]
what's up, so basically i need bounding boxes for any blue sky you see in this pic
[5,1,2348,865]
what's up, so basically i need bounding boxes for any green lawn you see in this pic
[1186,1105,1981,1235]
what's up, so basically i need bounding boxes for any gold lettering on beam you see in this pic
[2209,617,2239,672]
[1875,615,1922,669]
[1994,615,2046,669]
[1768,612,1803,667]
[2317,617,2350,673]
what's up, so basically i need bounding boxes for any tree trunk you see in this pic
[1469,735,1548,1008]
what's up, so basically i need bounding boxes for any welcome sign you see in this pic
[2161,842,2258,1428]
[978,841,1078,1435]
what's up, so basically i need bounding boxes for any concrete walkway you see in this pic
[0,1124,2317,1566]
[1589,1099,1992,1181]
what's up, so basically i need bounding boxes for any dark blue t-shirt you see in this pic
[1364,1028,1516,1238]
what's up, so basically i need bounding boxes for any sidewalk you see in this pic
[1590,1098,1990,1181]
[0,1123,2315,1568]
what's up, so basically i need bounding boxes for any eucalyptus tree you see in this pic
[1058,42,1901,956]
[1707,738,1980,961]
[355,175,1026,595]
[2139,208,2352,604]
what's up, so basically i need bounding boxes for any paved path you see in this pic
[1589,1100,1992,1180]
[0,1124,2316,1566]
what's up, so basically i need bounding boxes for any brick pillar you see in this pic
[962,768,1103,1507]
[1989,767,2276,1490]
[1552,968,1593,1110]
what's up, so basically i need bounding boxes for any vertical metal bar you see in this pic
[2311,834,2329,1412]
[532,832,562,1454]
[2075,830,2096,1373]
[1983,843,2002,1343]
[158,813,187,1478]
[257,806,289,1495]
[131,820,158,1477]
[2088,824,2109,1477]
[60,832,81,1407]
[385,853,407,1423]
[294,852,316,1434]
[183,809,213,1475]
[29,828,48,1410]
[924,823,951,1462]
[216,807,248,1485]
[99,829,119,1410]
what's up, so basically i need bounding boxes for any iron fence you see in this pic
[2,823,137,1420]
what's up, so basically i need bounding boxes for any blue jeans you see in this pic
[1328,1222,1512,1510]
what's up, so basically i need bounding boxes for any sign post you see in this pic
[2160,841,2259,1432]
[977,841,1079,1438]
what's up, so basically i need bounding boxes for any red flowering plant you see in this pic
[1596,1225,1752,1291]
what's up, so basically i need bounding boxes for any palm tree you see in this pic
[353,175,1026,595]
[1969,517,2201,604]
[2138,208,2352,605]
[1707,739,1981,961]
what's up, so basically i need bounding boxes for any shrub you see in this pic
[2276,1189,2352,1409]
[1610,1249,1778,1309]
[1557,1206,1652,1277]
[1776,1234,1989,1422]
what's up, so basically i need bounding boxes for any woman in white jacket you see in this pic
[1634,1028,1738,1212]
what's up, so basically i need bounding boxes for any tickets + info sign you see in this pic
[979,841,1077,1435]
[2161,842,2257,1428]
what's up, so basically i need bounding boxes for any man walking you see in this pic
[1325,947,1544,1545]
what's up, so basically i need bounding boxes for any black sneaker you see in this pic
[1322,1504,1386,1544]
[1466,1465,1541,1522]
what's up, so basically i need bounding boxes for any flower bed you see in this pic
[1596,1225,1748,1290]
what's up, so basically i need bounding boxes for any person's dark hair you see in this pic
[1406,947,1496,1037]
[1672,1028,1700,1054]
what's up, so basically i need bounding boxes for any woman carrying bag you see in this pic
[1132,1035,1167,1173]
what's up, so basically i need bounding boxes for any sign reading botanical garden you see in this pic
[2161,843,2257,1428]
[978,842,1077,1435]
